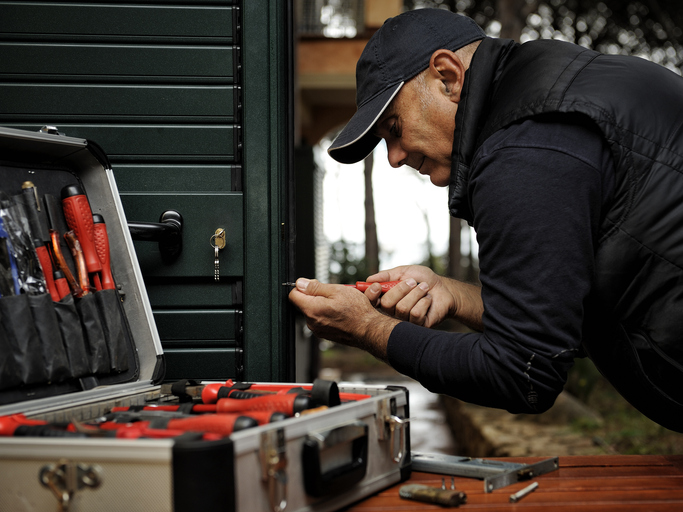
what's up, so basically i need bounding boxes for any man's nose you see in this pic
[386,140,407,168]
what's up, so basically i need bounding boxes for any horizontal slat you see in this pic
[0,124,237,161]
[113,164,240,192]
[120,191,243,277]
[0,43,237,81]
[145,280,238,308]
[154,310,237,341]
[0,84,235,119]
[163,348,236,381]
[0,3,236,40]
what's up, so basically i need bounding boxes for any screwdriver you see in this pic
[283,281,400,294]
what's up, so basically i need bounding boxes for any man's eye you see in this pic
[390,123,398,136]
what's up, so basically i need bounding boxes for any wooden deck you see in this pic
[345,455,683,511]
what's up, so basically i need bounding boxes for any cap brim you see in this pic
[328,82,404,164]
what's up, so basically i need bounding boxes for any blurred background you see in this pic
[292,0,683,456]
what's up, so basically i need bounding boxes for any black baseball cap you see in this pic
[328,9,486,164]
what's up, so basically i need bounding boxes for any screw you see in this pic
[509,481,539,503]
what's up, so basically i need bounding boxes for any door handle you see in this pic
[128,210,183,264]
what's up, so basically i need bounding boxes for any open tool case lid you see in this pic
[0,126,164,416]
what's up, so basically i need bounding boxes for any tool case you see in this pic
[0,126,411,511]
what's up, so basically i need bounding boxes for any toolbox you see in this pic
[0,126,411,511]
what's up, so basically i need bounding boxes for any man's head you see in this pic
[328,9,486,182]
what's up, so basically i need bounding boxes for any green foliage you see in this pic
[567,359,683,454]
[328,239,369,284]
[407,0,683,72]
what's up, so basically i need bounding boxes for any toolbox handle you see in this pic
[128,210,183,264]
[302,421,368,497]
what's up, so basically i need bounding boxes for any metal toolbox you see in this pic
[0,126,411,512]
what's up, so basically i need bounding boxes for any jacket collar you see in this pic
[448,37,517,222]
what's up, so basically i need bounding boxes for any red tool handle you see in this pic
[35,245,59,301]
[110,406,283,424]
[53,270,71,300]
[351,281,401,293]
[64,231,91,295]
[49,229,83,297]
[201,383,274,404]
[0,414,46,436]
[112,425,222,441]
[92,214,116,290]
[165,415,259,435]
[61,185,102,276]
[214,394,311,415]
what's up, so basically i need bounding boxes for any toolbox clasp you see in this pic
[260,428,288,512]
[376,397,410,464]
[39,458,102,512]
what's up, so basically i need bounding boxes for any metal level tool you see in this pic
[411,452,559,493]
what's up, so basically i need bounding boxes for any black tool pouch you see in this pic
[28,293,71,383]
[0,294,49,385]
[53,294,91,379]
[76,292,112,375]
[95,289,130,373]
[0,308,22,391]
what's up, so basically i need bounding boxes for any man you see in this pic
[289,8,683,432]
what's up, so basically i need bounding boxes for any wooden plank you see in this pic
[346,456,683,511]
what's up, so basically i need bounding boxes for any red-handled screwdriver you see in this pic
[61,184,102,291]
[347,281,400,293]
[100,414,259,436]
[283,280,400,294]
[92,214,116,290]
[212,394,314,415]
[53,270,71,300]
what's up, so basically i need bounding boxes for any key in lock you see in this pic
[210,228,226,281]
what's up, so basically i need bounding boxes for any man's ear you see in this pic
[428,49,466,103]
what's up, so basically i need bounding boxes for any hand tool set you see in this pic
[0,127,413,512]
[1,178,129,397]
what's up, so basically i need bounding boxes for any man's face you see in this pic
[373,74,458,187]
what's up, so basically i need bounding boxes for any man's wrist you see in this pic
[356,313,400,362]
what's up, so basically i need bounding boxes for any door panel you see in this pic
[0,1,293,382]
[120,192,243,278]
[2,124,238,160]
[0,84,237,119]
[1,3,237,39]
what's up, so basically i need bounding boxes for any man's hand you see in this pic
[288,278,400,361]
[367,265,484,331]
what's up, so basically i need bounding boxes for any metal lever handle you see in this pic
[128,210,183,264]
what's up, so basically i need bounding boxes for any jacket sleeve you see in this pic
[387,116,614,413]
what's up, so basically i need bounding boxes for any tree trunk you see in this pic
[447,217,462,280]
[497,0,535,41]
[364,152,380,275]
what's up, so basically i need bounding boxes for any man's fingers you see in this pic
[393,281,430,321]
[363,282,383,307]
[408,294,432,326]
[293,277,329,297]
[366,265,409,283]
[379,279,432,322]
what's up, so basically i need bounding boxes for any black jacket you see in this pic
[449,37,683,431]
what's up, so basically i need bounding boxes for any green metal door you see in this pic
[0,1,294,382]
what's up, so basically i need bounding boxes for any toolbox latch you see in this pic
[260,428,288,512]
[39,458,102,512]
[376,397,410,464]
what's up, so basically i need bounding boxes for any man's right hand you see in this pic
[366,265,484,331]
